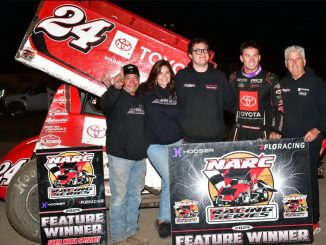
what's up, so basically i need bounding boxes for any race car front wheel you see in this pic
[5,158,40,242]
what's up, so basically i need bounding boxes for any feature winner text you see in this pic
[41,213,105,240]
[175,229,310,245]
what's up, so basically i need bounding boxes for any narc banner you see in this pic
[169,138,313,245]
[36,146,107,245]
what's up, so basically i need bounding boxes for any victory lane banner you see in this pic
[36,146,107,245]
[169,138,313,245]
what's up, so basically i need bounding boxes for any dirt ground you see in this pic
[0,112,325,245]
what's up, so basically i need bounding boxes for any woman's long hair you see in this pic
[139,60,176,96]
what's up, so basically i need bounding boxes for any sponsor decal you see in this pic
[44,125,67,133]
[45,117,69,124]
[174,200,199,224]
[237,78,248,82]
[52,97,67,105]
[41,201,66,209]
[298,88,309,96]
[172,147,214,158]
[86,125,106,138]
[205,84,218,90]
[19,47,36,61]
[250,79,263,84]
[183,83,196,88]
[40,135,62,147]
[239,91,258,111]
[259,141,306,151]
[109,30,138,59]
[282,88,291,93]
[82,117,106,146]
[49,107,68,116]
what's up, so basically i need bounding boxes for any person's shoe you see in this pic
[155,220,171,238]
[113,240,128,245]
[313,222,321,235]
[127,234,149,244]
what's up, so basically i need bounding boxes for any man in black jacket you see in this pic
[101,64,149,245]
[280,45,326,235]
[176,37,236,143]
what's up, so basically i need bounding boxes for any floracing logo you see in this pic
[283,194,308,218]
[45,151,96,199]
[173,200,199,224]
[109,30,138,59]
[202,151,278,223]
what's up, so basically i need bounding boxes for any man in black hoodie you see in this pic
[176,37,236,143]
[101,64,149,245]
[280,45,326,235]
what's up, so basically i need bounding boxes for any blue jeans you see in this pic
[108,154,146,243]
[147,140,182,223]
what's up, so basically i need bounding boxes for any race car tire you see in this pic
[261,189,269,202]
[5,158,40,242]
[6,102,26,119]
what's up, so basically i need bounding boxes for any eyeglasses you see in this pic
[192,48,209,55]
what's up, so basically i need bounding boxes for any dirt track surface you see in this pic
[0,112,325,245]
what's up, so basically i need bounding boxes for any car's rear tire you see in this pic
[5,158,40,242]
[6,102,26,119]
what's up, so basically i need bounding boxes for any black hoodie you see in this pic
[100,86,147,160]
[280,66,326,146]
[176,63,236,142]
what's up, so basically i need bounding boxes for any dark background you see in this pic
[1,0,326,80]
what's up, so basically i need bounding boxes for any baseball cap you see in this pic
[123,64,140,76]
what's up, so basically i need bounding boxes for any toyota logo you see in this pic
[115,38,132,51]
[240,95,257,107]
[87,125,106,138]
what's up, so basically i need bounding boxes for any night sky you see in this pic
[1,0,326,79]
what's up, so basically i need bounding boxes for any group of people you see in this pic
[100,38,326,245]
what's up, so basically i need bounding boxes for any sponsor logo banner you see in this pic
[36,146,107,245]
[169,138,313,245]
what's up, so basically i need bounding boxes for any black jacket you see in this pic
[100,86,147,160]
[143,86,182,145]
[280,67,326,146]
[176,63,236,143]
[228,69,283,133]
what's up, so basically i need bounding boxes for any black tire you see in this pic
[6,102,26,119]
[261,189,269,202]
[5,158,40,242]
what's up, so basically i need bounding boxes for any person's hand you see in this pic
[101,70,113,88]
[101,70,124,89]
[304,128,320,142]
[112,73,124,89]
[269,132,282,139]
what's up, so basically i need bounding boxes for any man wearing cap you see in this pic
[101,64,149,245]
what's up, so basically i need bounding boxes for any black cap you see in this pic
[123,64,140,76]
